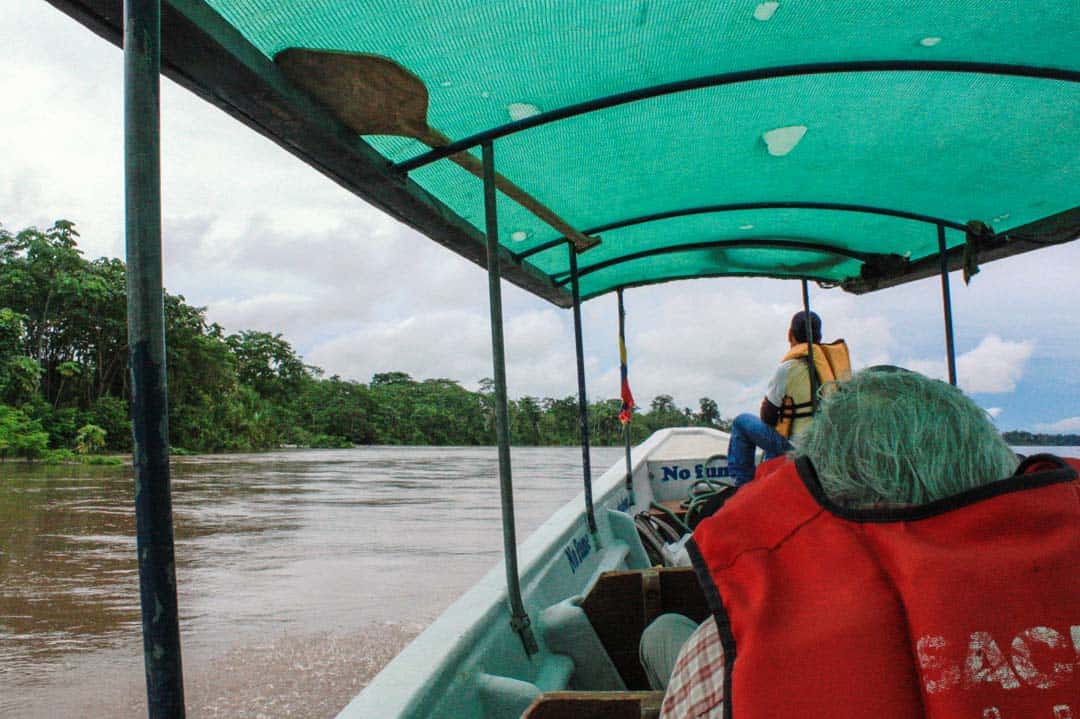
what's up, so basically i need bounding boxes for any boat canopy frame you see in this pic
[38,2,1080,717]
[395,60,1080,173]
[43,0,1080,307]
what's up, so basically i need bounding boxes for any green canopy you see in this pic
[50,0,1080,304]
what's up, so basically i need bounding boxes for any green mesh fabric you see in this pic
[205,0,1080,300]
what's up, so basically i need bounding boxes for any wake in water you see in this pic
[9,622,422,719]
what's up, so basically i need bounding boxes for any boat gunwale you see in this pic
[337,427,730,718]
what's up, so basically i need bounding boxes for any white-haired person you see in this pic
[641,367,1079,718]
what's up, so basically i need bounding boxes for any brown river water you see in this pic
[0,446,623,718]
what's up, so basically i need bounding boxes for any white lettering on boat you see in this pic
[661,465,692,482]
[695,463,730,479]
[659,463,730,482]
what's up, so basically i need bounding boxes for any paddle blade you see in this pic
[275,49,430,138]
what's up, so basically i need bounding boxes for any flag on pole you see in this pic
[618,292,634,424]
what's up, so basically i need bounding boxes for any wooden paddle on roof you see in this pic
[276,49,600,253]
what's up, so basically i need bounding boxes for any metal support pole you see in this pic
[800,279,819,411]
[937,224,958,386]
[569,246,598,535]
[617,290,634,504]
[482,142,538,656]
[124,0,185,715]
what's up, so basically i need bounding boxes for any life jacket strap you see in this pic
[779,398,815,419]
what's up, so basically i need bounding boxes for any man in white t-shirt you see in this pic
[725,311,821,485]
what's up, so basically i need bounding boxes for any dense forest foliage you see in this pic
[0,221,730,457]
[1001,431,1080,447]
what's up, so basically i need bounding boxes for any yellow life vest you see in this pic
[774,339,852,438]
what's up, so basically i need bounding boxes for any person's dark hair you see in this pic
[790,310,822,344]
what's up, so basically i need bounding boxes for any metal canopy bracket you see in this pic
[482,141,539,657]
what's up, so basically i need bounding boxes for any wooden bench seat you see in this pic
[580,567,708,689]
[522,691,664,719]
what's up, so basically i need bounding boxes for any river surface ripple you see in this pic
[0,445,623,718]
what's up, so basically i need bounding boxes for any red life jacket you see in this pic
[689,454,1080,719]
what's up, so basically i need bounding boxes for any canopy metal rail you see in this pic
[513,203,970,264]
[481,141,539,656]
[395,61,1080,174]
[568,243,597,535]
[937,225,958,386]
[551,239,873,287]
[124,0,185,715]
[801,280,819,410]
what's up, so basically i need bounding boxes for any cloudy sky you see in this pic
[3,0,1078,433]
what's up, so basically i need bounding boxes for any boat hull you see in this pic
[338,427,730,719]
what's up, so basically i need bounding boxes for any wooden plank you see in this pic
[522,691,664,719]
[648,499,688,519]
[581,568,708,690]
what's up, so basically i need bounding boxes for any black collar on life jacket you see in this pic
[793,454,1077,524]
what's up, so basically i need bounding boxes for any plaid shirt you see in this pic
[659,617,726,718]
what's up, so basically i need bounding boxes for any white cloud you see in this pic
[303,308,585,399]
[985,407,1003,419]
[1033,417,1080,434]
[306,310,490,385]
[957,335,1034,394]
[902,335,1034,394]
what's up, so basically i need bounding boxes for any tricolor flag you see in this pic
[618,292,634,424]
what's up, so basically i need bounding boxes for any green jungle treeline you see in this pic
[0,221,731,457]
[1000,431,1080,447]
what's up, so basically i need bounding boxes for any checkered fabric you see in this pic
[659,617,726,718]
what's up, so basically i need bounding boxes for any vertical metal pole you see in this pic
[124,0,185,716]
[617,289,634,504]
[569,246,597,534]
[800,279,819,412]
[937,224,958,386]
[481,141,538,656]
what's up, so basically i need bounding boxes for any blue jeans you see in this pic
[726,413,792,485]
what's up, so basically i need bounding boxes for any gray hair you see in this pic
[793,368,1018,506]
